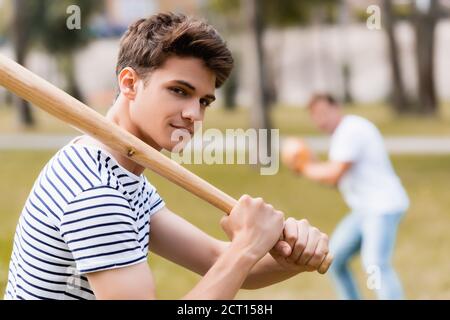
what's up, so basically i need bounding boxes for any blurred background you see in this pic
[0,0,449,299]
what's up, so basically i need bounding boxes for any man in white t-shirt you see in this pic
[283,94,408,299]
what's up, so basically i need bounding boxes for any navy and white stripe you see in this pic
[4,136,165,300]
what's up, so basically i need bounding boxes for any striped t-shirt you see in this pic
[4,136,165,300]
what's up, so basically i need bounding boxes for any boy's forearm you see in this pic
[182,242,258,300]
[208,242,304,290]
[242,254,303,289]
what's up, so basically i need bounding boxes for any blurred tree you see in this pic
[208,0,336,124]
[413,0,439,115]
[11,0,37,126]
[36,0,103,101]
[382,0,411,114]
[203,0,240,111]
[0,0,12,107]
[222,67,238,110]
[260,0,337,26]
[338,0,353,104]
[249,0,337,110]
[0,0,11,43]
[382,0,445,115]
[210,0,450,117]
[9,0,102,127]
[242,0,271,134]
[208,0,336,166]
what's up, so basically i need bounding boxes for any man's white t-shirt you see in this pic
[329,115,409,215]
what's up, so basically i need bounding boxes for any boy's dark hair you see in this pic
[308,93,339,108]
[116,12,234,88]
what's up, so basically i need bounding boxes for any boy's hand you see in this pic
[270,218,333,274]
[220,195,285,262]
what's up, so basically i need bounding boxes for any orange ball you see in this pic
[281,137,312,172]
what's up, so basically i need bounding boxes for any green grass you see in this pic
[0,151,449,299]
[3,102,450,136]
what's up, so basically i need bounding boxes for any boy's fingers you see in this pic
[283,218,298,249]
[271,240,292,257]
[305,237,329,269]
[296,227,320,265]
[289,219,309,262]
[318,252,334,274]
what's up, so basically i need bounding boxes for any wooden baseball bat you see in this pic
[0,54,332,274]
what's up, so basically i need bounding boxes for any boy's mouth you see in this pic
[170,124,194,135]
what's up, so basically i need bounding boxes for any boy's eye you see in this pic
[200,98,211,108]
[169,87,187,96]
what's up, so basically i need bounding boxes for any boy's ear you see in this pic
[118,67,140,100]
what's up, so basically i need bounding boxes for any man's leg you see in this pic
[328,212,363,300]
[361,212,405,300]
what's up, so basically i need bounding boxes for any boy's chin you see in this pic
[164,143,186,153]
[162,137,192,153]
[160,140,183,153]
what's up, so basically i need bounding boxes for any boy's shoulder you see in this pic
[39,136,163,214]
[50,139,105,190]
[42,138,124,203]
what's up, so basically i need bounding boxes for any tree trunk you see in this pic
[338,1,353,104]
[414,0,438,115]
[12,0,34,127]
[59,53,84,102]
[223,68,237,110]
[382,0,410,113]
[243,0,271,130]
[242,0,272,160]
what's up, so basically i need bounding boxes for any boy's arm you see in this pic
[87,195,285,299]
[150,208,331,290]
[86,238,257,300]
[241,218,332,289]
[87,262,157,299]
[149,207,225,275]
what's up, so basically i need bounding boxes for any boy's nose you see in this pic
[182,102,203,122]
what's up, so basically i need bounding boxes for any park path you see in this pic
[1,133,450,154]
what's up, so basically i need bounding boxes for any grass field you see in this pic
[0,150,449,299]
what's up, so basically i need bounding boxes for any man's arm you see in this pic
[281,138,352,186]
[301,161,352,186]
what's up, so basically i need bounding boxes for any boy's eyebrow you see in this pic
[174,80,216,101]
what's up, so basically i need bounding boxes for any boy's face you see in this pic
[126,56,216,151]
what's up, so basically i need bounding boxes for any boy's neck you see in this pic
[81,96,147,177]
[108,96,150,176]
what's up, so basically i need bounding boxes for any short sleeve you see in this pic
[145,178,165,216]
[60,186,147,274]
[329,119,363,162]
